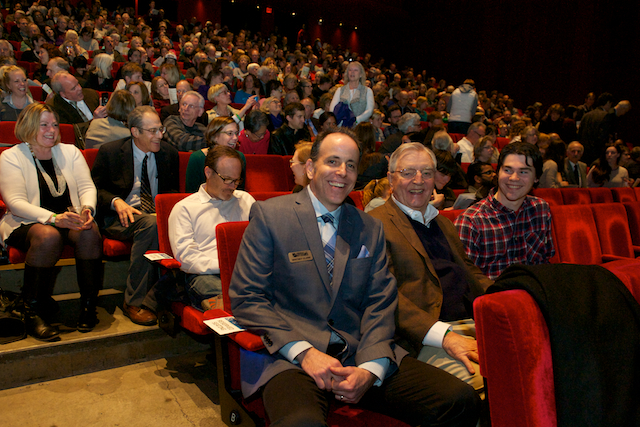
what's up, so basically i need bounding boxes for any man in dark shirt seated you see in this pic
[268,102,311,155]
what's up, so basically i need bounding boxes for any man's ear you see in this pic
[204,166,213,180]
[305,158,314,181]
[131,127,139,138]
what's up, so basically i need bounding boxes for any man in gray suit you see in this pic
[229,129,480,427]
[562,141,588,187]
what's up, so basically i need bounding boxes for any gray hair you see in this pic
[388,142,437,172]
[432,130,454,152]
[92,53,113,79]
[182,90,205,108]
[50,70,72,94]
[128,106,158,130]
[398,113,421,134]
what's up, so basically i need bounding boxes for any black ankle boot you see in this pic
[76,259,103,332]
[23,264,60,341]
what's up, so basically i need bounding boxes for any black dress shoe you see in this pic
[77,306,98,332]
[25,313,60,341]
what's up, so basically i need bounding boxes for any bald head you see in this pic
[567,141,584,163]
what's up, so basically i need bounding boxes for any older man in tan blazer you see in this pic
[369,142,492,393]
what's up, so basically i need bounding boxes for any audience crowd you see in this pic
[0,2,636,425]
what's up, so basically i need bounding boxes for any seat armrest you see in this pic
[602,254,631,262]
[203,309,266,351]
[145,250,182,269]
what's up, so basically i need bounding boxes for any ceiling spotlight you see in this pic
[339,22,343,27]
[256,4,260,9]
[291,12,296,16]
[354,26,358,30]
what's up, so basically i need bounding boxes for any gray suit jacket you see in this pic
[229,190,405,397]
[562,158,588,188]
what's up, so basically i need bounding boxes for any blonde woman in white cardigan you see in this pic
[0,103,103,341]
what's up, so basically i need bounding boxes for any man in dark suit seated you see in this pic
[46,71,107,124]
[561,141,588,187]
[91,106,179,326]
[230,129,480,427]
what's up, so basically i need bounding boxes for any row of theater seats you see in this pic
[0,144,366,264]
[162,193,640,427]
[441,200,640,266]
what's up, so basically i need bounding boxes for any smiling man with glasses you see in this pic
[369,142,492,399]
[169,146,255,310]
[163,90,207,151]
[91,106,180,326]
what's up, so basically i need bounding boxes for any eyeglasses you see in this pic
[220,130,239,137]
[392,168,434,180]
[289,159,305,165]
[138,126,166,135]
[180,103,200,110]
[212,169,242,186]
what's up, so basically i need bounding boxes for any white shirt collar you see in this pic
[307,185,341,224]
[392,195,439,226]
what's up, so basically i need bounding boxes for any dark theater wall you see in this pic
[168,0,636,140]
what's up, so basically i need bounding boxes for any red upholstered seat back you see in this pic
[83,148,99,168]
[0,121,20,145]
[155,193,191,256]
[349,190,364,210]
[602,259,640,302]
[588,188,614,203]
[59,124,76,144]
[439,209,465,223]
[611,187,636,203]
[634,188,640,201]
[561,188,591,205]
[449,133,465,143]
[250,191,289,201]
[215,221,249,313]
[244,155,290,192]
[623,202,640,246]
[474,290,557,427]
[589,203,635,258]
[530,188,563,206]
[550,204,603,264]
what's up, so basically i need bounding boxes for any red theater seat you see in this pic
[0,121,20,144]
[530,188,563,206]
[624,202,640,246]
[550,204,605,264]
[561,188,591,204]
[244,155,290,192]
[588,187,614,203]
[611,187,636,202]
[589,203,640,260]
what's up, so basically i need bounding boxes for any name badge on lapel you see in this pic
[288,250,313,263]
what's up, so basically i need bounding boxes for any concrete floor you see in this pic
[0,351,226,427]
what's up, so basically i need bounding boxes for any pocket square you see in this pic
[357,245,370,259]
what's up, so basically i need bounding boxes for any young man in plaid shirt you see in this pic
[454,142,555,279]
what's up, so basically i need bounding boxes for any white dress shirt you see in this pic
[168,184,255,275]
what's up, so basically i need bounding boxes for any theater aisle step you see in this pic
[0,289,211,391]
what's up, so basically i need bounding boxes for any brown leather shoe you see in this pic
[122,302,157,326]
